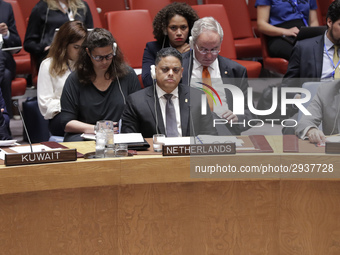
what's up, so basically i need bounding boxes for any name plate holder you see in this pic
[325,142,340,154]
[162,143,236,156]
[4,149,78,166]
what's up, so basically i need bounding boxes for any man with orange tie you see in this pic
[121,47,217,138]
[181,17,254,135]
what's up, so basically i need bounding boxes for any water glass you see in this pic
[153,134,165,152]
[115,143,128,157]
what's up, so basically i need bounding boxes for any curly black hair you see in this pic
[152,2,199,43]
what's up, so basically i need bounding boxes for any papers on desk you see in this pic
[0,144,56,160]
[326,136,340,143]
[0,140,18,147]
[81,133,144,143]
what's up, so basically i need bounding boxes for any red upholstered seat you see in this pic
[203,0,262,59]
[84,0,103,28]
[128,0,171,18]
[260,33,288,75]
[93,0,127,29]
[192,4,262,78]
[11,78,27,97]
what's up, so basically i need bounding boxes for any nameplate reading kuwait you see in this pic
[5,149,77,166]
[162,143,236,156]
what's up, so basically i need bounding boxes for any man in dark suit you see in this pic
[181,17,254,135]
[283,0,340,87]
[121,47,217,138]
[0,0,22,117]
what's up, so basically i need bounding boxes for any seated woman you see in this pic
[256,0,319,60]
[24,0,93,69]
[60,28,141,142]
[37,20,87,137]
[142,2,199,87]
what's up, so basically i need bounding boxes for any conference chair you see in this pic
[93,0,127,29]
[170,0,199,4]
[16,0,38,26]
[259,33,288,75]
[247,0,259,37]
[318,0,333,26]
[84,0,103,28]
[105,10,155,87]
[192,4,262,78]
[203,0,262,59]
[128,0,171,18]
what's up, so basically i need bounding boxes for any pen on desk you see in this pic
[196,136,203,144]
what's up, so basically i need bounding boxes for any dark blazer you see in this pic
[0,0,21,77]
[282,34,324,88]
[121,84,217,138]
[181,51,255,134]
[142,41,169,88]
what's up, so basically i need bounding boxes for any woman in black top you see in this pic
[60,28,141,142]
[24,0,93,69]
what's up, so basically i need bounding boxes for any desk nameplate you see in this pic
[163,143,236,156]
[325,142,340,154]
[4,149,77,166]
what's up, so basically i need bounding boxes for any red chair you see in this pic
[93,0,127,29]
[128,0,171,18]
[247,0,259,37]
[16,0,39,26]
[192,4,262,78]
[203,0,262,59]
[317,0,333,26]
[106,10,155,87]
[260,33,288,75]
[84,0,103,28]
[170,0,198,4]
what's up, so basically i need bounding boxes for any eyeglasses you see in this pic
[168,25,188,32]
[160,67,182,74]
[90,52,114,62]
[195,44,220,55]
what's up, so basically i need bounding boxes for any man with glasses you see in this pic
[121,47,217,138]
[182,17,254,135]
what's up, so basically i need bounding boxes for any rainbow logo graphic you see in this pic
[196,82,223,106]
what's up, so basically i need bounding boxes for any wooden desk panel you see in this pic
[0,137,339,254]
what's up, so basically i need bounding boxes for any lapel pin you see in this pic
[225,71,228,75]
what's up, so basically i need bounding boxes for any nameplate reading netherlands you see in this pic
[5,149,77,166]
[163,143,236,156]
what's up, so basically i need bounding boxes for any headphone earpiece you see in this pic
[150,65,156,80]
[163,29,167,36]
[113,42,117,56]
[189,36,193,49]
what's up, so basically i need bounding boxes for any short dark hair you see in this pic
[155,47,182,66]
[326,0,340,24]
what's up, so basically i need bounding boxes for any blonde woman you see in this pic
[24,0,93,68]
[37,20,87,136]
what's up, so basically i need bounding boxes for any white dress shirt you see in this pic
[190,52,228,117]
[156,85,182,136]
[37,57,72,119]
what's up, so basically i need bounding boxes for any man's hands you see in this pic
[306,127,325,144]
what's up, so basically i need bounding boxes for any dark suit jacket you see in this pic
[181,51,255,134]
[121,84,217,138]
[0,0,21,77]
[282,34,324,88]
[142,41,169,88]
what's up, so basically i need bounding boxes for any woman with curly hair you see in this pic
[37,20,87,137]
[142,2,199,87]
[60,28,140,142]
[24,0,93,69]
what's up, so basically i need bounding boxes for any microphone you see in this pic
[13,100,33,153]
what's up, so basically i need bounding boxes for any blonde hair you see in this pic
[43,0,86,18]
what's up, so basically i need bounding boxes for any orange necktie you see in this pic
[202,66,214,111]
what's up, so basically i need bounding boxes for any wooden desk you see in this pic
[0,137,339,254]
